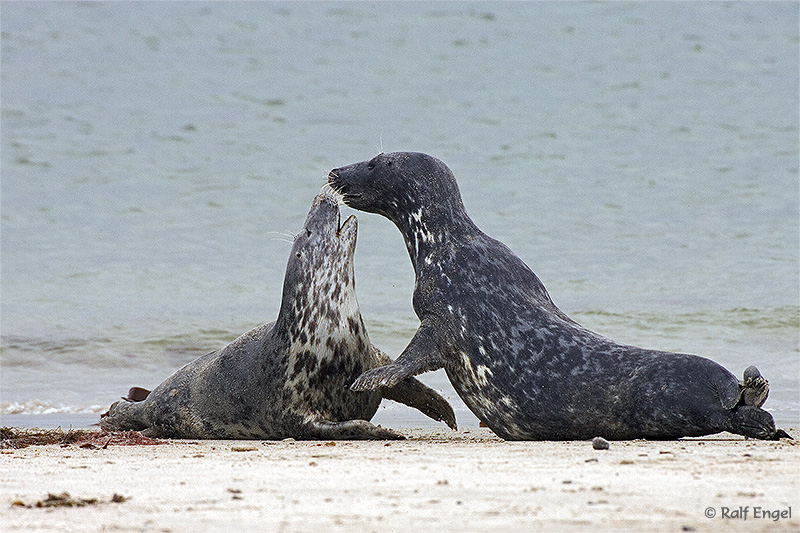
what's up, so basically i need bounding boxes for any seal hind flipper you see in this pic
[124,387,151,402]
[352,323,447,391]
[303,419,405,440]
[740,365,769,407]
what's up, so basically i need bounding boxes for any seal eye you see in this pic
[367,161,375,170]
[296,252,301,258]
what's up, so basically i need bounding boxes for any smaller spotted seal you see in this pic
[100,192,456,439]
[329,151,790,441]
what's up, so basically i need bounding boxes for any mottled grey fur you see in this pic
[100,193,456,439]
[329,152,789,441]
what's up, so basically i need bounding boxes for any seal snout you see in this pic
[327,169,345,194]
[327,168,362,205]
[307,191,358,247]
[311,191,339,209]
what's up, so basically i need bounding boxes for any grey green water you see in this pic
[2,2,798,429]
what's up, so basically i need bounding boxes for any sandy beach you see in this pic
[1,427,797,532]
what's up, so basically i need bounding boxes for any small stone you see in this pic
[592,437,610,450]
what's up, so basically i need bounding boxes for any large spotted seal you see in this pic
[329,151,789,441]
[100,192,456,439]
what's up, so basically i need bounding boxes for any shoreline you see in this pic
[2,408,796,433]
[2,427,797,532]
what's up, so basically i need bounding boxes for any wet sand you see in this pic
[2,427,798,532]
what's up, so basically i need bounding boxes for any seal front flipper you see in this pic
[303,419,405,440]
[369,345,457,429]
[351,323,447,391]
[381,378,457,430]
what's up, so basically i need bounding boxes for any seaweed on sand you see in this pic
[0,427,166,449]
[0,427,95,449]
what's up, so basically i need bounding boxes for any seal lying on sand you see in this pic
[101,192,456,439]
[329,151,790,441]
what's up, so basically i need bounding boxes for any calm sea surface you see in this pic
[2,2,798,429]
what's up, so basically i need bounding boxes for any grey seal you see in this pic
[328,151,790,441]
[100,192,456,439]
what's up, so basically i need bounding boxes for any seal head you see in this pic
[329,152,466,222]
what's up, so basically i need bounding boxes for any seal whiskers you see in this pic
[319,180,346,207]
[267,230,297,244]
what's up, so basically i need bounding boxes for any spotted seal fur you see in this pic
[329,151,790,441]
[100,192,456,439]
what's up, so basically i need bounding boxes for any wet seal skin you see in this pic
[329,151,791,441]
[101,192,456,440]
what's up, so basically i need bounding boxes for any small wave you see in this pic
[1,329,243,369]
[0,400,106,415]
[574,306,800,331]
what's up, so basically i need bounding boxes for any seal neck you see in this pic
[390,203,479,274]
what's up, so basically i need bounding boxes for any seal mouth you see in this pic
[317,184,358,241]
[327,170,362,203]
[306,191,358,248]
[337,214,358,246]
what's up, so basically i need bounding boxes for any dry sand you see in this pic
[1,427,798,532]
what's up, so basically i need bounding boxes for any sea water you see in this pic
[2,2,798,430]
